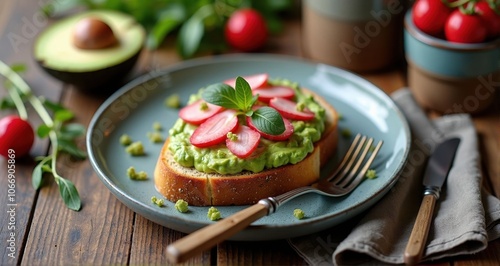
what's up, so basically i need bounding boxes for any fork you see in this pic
[166,133,383,263]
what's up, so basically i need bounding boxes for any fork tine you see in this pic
[337,137,374,187]
[343,139,383,191]
[327,133,364,183]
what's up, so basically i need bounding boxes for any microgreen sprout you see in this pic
[0,60,85,211]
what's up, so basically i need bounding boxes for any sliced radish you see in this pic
[190,110,238,147]
[253,86,295,103]
[269,97,315,121]
[179,99,224,125]
[226,125,261,158]
[247,116,294,141]
[223,73,268,90]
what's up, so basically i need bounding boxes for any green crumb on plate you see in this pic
[147,132,163,143]
[119,134,132,146]
[125,141,145,156]
[207,206,221,221]
[341,128,352,138]
[293,209,305,220]
[127,166,148,180]
[152,121,162,131]
[151,196,164,207]
[368,145,376,152]
[165,94,181,108]
[366,169,377,179]
[175,199,189,213]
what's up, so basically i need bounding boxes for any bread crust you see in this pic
[154,89,338,206]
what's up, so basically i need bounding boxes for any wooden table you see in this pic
[1,1,499,265]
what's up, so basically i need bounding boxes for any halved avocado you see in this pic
[34,10,145,93]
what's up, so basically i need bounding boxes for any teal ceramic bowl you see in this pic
[404,10,499,114]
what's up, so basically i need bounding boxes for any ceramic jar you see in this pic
[302,0,407,72]
[404,10,499,114]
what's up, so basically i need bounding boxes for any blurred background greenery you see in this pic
[42,0,299,58]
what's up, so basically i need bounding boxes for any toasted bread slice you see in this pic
[154,89,339,206]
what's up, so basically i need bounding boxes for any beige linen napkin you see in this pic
[288,88,500,265]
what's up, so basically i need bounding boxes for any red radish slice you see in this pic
[226,125,261,158]
[190,110,238,147]
[223,73,268,89]
[179,99,224,125]
[269,97,315,121]
[253,86,295,102]
[247,117,294,141]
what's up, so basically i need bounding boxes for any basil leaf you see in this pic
[251,107,285,135]
[235,77,255,111]
[57,178,81,211]
[202,83,240,109]
[37,124,52,138]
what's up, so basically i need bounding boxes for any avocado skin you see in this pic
[36,49,142,94]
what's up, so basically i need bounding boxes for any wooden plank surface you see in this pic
[1,1,499,265]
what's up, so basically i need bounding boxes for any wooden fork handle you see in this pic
[404,194,436,265]
[166,203,269,263]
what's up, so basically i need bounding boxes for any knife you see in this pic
[404,137,461,265]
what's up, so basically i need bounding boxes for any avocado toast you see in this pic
[154,74,339,206]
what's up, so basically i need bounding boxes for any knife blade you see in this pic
[404,137,461,265]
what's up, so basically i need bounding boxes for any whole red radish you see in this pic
[0,115,34,158]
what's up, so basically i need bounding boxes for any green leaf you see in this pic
[58,138,87,159]
[251,106,285,135]
[42,98,66,113]
[54,109,74,122]
[42,0,84,17]
[178,13,204,58]
[10,63,27,73]
[57,177,81,211]
[147,4,186,49]
[234,77,255,112]
[201,83,240,109]
[0,97,16,110]
[59,123,86,140]
[32,157,51,189]
[177,4,214,58]
[37,124,52,138]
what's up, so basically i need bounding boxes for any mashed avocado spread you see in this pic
[168,78,326,175]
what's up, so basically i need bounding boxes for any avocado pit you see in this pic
[73,17,118,49]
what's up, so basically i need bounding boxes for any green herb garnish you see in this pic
[202,76,285,136]
[0,60,85,211]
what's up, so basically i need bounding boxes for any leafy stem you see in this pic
[0,60,83,211]
[5,80,28,120]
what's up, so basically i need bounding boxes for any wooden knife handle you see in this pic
[166,203,269,263]
[404,194,437,265]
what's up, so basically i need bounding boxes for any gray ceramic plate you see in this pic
[87,54,410,241]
